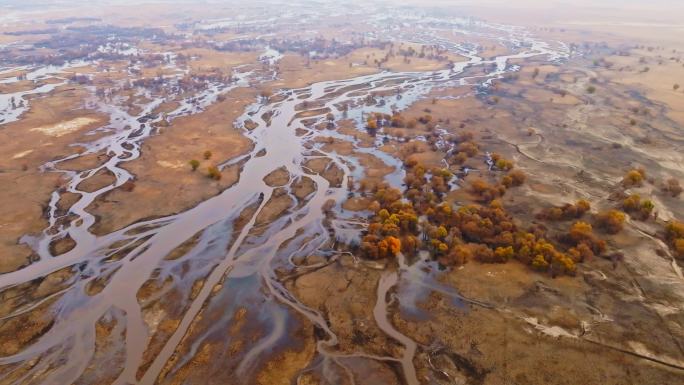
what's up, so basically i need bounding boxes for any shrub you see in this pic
[640,199,655,218]
[622,194,641,211]
[472,244,496,263]
[457,131,474,142]
[509,170,526,186]
[665,221,684,240]
[622,193,655,220]
[189,159,200,171]
[565,220,605,258]
[622,168,646,187]
[595,210,626,234]
[458,142,478,157]
[494,246,515,262]
[662,178,682,197]
[554,253,577,274]
[495,158,514,171]
[531,254,549,270]
[675,238,684,258]
[569,221,593,242]
[207,166,222,180]
[441,244,473,266]
[576,199,591,213]
[418,114,432,124]
[260,89,273,101]
[469,178,504,203]
[501,175,513,188]
[203,150,213,160]
[454,152,468,164]
[391,113,405,127]
[121,180,136,192]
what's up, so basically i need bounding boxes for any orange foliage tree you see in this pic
[537,199,591,221]
[622,194,654,220]
[622,168,646,187]
[665,221,684,259]
[355,150,592,276]
[595,210,626,234]
[662,178,682,197]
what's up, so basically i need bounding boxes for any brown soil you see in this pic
[264,166,291,187]
[254,188,295,228]
[0,85,108,273]
[86,88,257,235]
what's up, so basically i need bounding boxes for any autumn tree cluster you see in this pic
[491,153,514,171]
[366,114,381,131]
[469,169,525,203]
[594,210,626,234]
[469,178,506,203]
[448,131,479,165]
[361,186,416,259]
[357,159,598,276]
[366,111,437,132]
[536,200,591,221]
[562,221,607,263]
[188,150,220,180]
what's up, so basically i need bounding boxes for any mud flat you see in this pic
[0,86,108,273]
[86,88,257,235]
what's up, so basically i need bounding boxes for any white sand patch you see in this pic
[522,317,577,338]
[12,149,33,159]
[627,341,684,367]
[31,117,98,137]
[157,160,185,169]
